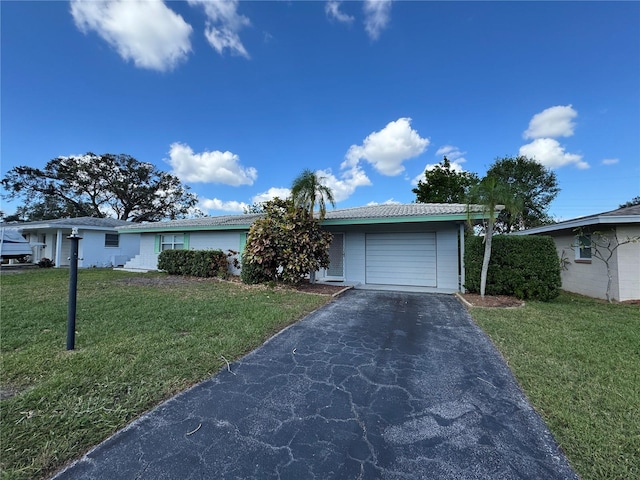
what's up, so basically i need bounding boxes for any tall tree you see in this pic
[486,155,559,232]
[467,175,522,298]
[2,153,199,222]
[290,169,335,220]
[412,157,479,204]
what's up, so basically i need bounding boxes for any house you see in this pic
[117,203,491,293]
[513,205,640,302]
[7,217,141,268]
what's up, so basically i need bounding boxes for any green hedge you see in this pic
[464,235,561,301]
[157,249,229,278]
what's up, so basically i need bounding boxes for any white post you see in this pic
[55,229,63,268]
[459,222,466,293]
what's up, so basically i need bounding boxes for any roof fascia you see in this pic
[514,215,639,235]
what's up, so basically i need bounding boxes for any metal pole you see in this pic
[66,228,82,350]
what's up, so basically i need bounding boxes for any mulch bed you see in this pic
[457,293,525,308]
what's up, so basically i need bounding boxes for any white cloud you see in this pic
[167,142,257,185]
[252,187,291,204]
[602,158,619,165]
[435,145,466,161]
[363,0,392,40]
[367,198,400,206]
[188,0,250,58]
[519,138,589,170]
[325,1,354,24]
[70,0,192,72]
[318,166,372,203]
[523,105,577,139]
[342,118,429,176]
[199,198,248,213]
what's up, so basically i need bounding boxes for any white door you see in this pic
[366,232,437,287]
[326,233,344,280]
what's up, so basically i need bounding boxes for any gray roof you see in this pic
[514,204,640,236]
[323,203,486,220]
[3,217,132,232]
[117,203,490,233]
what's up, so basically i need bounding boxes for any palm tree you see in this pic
[290,169,335,220]
[467,175,522,298]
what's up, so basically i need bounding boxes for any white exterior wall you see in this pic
[552,230,636,301]
[615,225,640,301]
[554,232,609,300]
[123,231,246,273]
[77,231,140,268]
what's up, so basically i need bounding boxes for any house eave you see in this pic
[513,215,639,236]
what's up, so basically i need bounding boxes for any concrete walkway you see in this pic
[53,290,577,479]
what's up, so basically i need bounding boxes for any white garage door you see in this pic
[366,232,437,287]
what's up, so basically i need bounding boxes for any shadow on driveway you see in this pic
[53,290,577,479]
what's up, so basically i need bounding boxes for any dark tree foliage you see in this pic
[412,157,479,204]
[486,155,559,233]
[242,198,332,284]
[619,196,640,208]
[2,197,89,222]
[2,153,199,222]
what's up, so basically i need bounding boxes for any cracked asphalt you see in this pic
[52,290,577,479]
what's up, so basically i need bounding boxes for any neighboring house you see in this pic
[514,205,640,302]
[5,217,141,268]
[117,204,491,294]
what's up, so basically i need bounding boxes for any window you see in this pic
[105,233,119,247]
[161,234,185,251]
[575,234,591,262]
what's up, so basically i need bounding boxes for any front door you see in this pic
[326,233,344,280]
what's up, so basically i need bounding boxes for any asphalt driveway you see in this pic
[53,290,577,479]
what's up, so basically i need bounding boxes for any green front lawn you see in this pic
[469,292,639,480]
[0,269,331,479]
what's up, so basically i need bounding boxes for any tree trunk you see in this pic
[606,267,613,303]
[480,220,494,298]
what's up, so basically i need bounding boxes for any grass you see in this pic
[469,292,639,480]
[0,268,331,480]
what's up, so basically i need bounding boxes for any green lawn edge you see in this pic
[468,292,639,480]
[1,269,331,480]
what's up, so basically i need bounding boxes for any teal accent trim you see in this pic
[183,233,190,250]
[239,233,247,255]
[154,235,160,254]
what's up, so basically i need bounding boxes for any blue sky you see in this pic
[2,1,639,220]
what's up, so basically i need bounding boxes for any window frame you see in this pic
[574,234,592,263]
[160,233,185,251]
[104,233,120,248]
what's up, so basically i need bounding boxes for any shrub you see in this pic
[157,249,229,278]
[240,254,270,284]
[37,257,54,268]
[464,235,561,301]
[242,198,332,284]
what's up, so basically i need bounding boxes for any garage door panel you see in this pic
[366,233,437,287]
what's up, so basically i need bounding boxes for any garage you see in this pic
[365,232,437,287]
